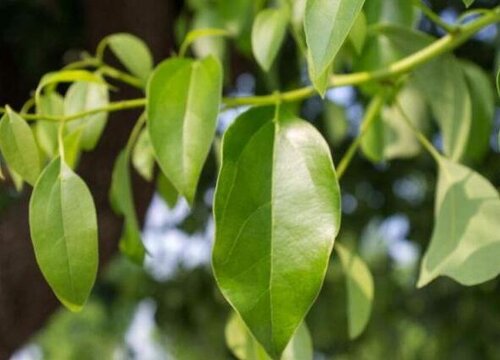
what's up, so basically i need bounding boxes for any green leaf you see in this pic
[379,25,472,162]
[191,9,227,60]
[63,128,84,169]
[147,55,222,204]
[105,33,154,84]
[213,107,341,358]
[0,108,41,185]
[361,86,428,162]
[460,61,494,163]
[251,7,289,71]
[29,157,98,311]
[348,11,367,54]
[323,100,348,146]
[336,243,374,339]
[110,150,146,265]
[225,312,313,360]
[65,80,109,151]
[463,0,474,8]
[181,27,230,58]
[304,0,365,95]
[364,0,416,26]
[418,157,500,287]
[36,70,106,106]
[36,92,64,158]
[156,172,179,209]
[132,128,155,182]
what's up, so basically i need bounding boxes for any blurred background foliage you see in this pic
[2,0,500,359]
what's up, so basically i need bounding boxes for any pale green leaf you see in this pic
[418,157,500,287]
[105,33,154,84]
[63,128,83,169]
[463,0,474,8]
[251,7,289,71]
[361,86,428,162]
[110,150,146,265]
[132,128,155,182]
[65,81,109,151]
[379,25,472,162]
[348,11,367,54]
[181,27,230,58]
[147,56,222,204]
[191,9,227,60]
[225,312,313,360]
[0,109,41,185]
[323,100,348,146]
[29,158,98,311]
[336,243,374,339]
[460,61,494,163]
[213,107,341,358]
[36,92,64,158]
[364,0,417,26]
[304,0,365,95]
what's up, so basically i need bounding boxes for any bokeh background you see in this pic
[1,0,500,359]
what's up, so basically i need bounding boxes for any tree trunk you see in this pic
[0,1,175,358]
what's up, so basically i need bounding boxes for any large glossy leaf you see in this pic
[336,243,374,339]
[251,7,289,71]
[213,107,341,358]
[361,86,428,162]
[29,158,98,311]
[460,61,494,163]
[105,33,154,84]
[65,81,109,151]
[0,108,41,185]
[418,157,500,287]
[379,26,472,162]
[225,312,313,360]
[110,150,146,265]
[147,55,222,204]
[304,0,365,95]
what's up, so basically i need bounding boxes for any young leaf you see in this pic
[213,107,341,358]
[0,109,41,185]
[336,243,374,339]
[348,11,367,54]
[191,9,227,59]
[180,27,230,58]
[304,0,365,95]
[63,128,84,169]
[105,33,154,84]
[29,158,98,311]
[418,157,500,287]
[225,312,313,360]
[132,128,155,182]
[65,81,109,151]
[109,150,146,265]
[147,55,222,204]
[251,7,289,71]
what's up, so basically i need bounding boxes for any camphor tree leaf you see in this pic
[251,7,289,71]
[156,172,179,209]
[361,85,428,162]
[29,157,98,311]
[110,150,146,265]
[378,25,472,162]
[418,157,500,287]
[132,128,155,182]
[304,0,365,95]
[104,33,154,84]
[191,9,228,60]
[0,108,41,185]
[323,100,348,146]
[460,60,494,163]
[147,55,222,204]
[364,0,416,26]
[225,312,313,360]
[180,27,230,58]
[213,107,341,358]
[348,11,367,54]
[65,80,109,151]
[336,243,374,339]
